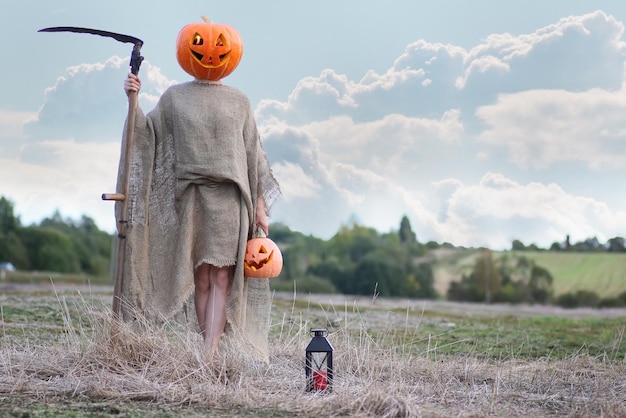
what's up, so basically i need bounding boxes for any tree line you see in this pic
[513,235,626,252]
[0,197,112,277]
[0,195,438,298]
[1,194,624,308]
[270,216,438,299]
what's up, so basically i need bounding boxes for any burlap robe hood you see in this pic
[115,81,280,361]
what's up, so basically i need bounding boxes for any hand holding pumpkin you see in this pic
[255,196,269,236]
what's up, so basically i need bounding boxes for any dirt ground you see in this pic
[1,282,625,417]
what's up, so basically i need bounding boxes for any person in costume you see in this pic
[118,18,280,361]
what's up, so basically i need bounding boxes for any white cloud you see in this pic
[261,10,626,247]
[436,172,626,248]
[476,86,626,169]
[1,140,120,231]
[23,56,172,145]
[0,109,36,158]
[296,111,464,185]
[4,55,173,232]
[6,10,626,250]
[271,162,321,201]
[0,109,33,140]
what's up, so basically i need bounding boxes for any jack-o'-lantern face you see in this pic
[176,16,243,81]
[244,236,283,278]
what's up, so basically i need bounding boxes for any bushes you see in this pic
[447,251,555,305]
[273,219,437,298]
[556,289,626,308]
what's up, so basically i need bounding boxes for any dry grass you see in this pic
[0,286,624,417]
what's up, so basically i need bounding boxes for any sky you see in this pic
[2,0,626,249]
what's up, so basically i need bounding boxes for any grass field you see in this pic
[511,251,626,297]
[429,249,626,299]
[0,283,624,417]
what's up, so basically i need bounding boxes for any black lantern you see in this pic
[305,328,334,392]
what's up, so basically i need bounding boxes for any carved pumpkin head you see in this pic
[176,16,243,81]
[244,229,283,278]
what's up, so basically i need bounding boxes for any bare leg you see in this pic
[194,263,233,359]
[194,264,211,339]
[204,265,232,359]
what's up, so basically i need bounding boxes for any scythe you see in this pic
[39,26,144,318]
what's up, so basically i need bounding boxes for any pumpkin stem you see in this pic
[201,16,211,23]
[255,226,266,238]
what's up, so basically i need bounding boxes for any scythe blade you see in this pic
[38,26,144,74]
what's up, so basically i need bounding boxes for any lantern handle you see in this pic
[311,328,328,337]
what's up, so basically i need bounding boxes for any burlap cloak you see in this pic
[115,81,280,362]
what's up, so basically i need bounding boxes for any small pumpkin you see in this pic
[244,228,283,278]
[176,16,243,81]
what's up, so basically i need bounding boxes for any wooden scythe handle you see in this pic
[110,89,138,318]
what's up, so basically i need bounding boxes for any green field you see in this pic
[430,249,626,299]
[512,251,626,297]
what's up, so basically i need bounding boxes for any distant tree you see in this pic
[556,292,578,308]
[353,250,405,296]
[607,237,625,252]
[20,227,81,273]
[266,222,298,244]
[599,295,626,308]
[570,237,603,252]
[449,251,554,305]
[272,224,326,282]
[308,258,353,293]
[425,241,440,250]
[447,250,501,303]
[511,239,525,251]
[557,290,600,308]
[398,215,417,245]
[447,273,481,302]
[525,243,541,251]
[0,197,21,234]
[72,216,113,276]
[409,262,437,299]
[0,230,28,269]
[0,197,27,268]
[39,213,112,276]
[549,241,562,251]
[327,223,380,264]
[528,265,554,303]
[474,248,501,303]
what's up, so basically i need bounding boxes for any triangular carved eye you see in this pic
[192,33,204,45]
[258,246,268,254]
[216,34,225,46]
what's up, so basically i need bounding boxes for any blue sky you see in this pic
[2,0,626,249]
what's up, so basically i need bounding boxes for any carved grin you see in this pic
[190,49,229,68]
[244,247,275,272]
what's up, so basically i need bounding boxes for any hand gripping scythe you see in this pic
[39,26,144,318]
